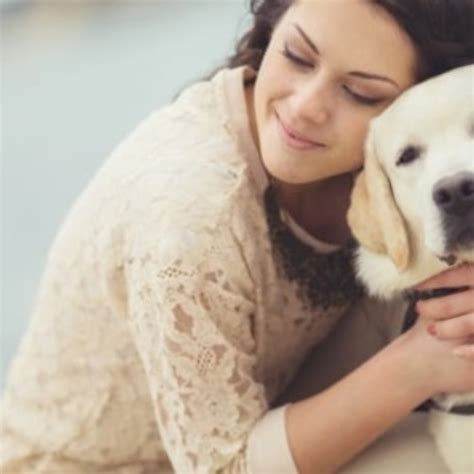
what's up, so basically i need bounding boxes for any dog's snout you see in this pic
[432,172,474,216]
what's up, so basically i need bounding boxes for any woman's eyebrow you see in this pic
[293,23,319,54]
[292,22,400,89]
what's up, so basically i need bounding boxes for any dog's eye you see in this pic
[396,146,422,166]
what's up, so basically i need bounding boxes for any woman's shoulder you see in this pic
[137,66,243,140]
[102,67,247,177]
[111,79,225,161]
[65,68,260,256]
[105,70,250,193]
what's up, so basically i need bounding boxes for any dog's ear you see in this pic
[348,136,410,271]
[347,170,386,255]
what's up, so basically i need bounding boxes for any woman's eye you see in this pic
[344,86,384,106]
[280,44,313,68]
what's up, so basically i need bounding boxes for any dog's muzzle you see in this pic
[433,171,474,253]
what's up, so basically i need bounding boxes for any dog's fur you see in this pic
[347,64,474,473]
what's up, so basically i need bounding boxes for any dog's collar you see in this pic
[431,403,474,416]
[404,286,470,302]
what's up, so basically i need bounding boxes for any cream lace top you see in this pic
[1,66,358,473]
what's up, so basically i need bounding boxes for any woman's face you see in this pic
[252,0,418,184]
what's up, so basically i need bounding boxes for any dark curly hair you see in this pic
[224,0,474,82]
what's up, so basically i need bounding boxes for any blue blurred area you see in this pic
[1,0,250,389]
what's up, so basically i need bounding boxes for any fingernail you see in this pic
[427,323,437,336]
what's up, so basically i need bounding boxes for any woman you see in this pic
[1,0,473,472]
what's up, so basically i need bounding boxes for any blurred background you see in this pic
[1,0,250,389]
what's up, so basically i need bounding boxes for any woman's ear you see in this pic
[347,135,411,271]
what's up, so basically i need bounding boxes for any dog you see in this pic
[347,64,474,473]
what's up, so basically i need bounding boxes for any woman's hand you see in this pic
[415,263,474,358]
[400,312,474,396]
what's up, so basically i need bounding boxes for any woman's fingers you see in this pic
[416,262,474,290]
[416,288,474,321]
[427,312,474,340]
[412,264,474,358]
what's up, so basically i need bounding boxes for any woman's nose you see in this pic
[290,77,332,125]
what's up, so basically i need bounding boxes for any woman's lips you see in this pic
[276,114,326,151]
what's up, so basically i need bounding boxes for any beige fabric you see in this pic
[246,404,298,474]
[0,66,356,473]
[279,295,407,403]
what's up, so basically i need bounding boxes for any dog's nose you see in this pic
[432,172,474,216]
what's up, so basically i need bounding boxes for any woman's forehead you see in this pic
[279,0,418,88]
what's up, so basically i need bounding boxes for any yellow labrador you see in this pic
[348,64,474,474]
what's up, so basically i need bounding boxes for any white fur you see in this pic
[354,65,474,473]
[429,410,474,474]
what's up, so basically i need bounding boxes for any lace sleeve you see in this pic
[124,223,269,473]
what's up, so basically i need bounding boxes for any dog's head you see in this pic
[348,65,474,298]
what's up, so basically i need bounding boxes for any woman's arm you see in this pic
[286,314,474,474]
